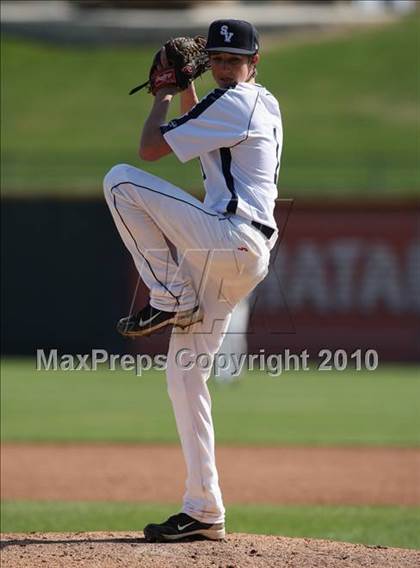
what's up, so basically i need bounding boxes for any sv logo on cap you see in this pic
[220,25,234,43]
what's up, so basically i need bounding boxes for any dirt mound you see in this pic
[1,532,419,568]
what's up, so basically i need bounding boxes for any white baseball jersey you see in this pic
[161,82,282,230]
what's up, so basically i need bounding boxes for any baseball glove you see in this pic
[129,36,210,96]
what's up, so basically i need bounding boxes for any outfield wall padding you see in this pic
[1,199,130,355]
[1,198,419,361]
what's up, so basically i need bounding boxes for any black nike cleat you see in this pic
[117,303,203,338]
[143,512,225,542]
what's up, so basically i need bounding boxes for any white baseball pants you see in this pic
[103,163,276,524]
[215,296,251,382]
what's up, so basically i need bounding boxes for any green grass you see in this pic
[1,501,419,549]
[1,359,419,445]
[2,16,419,196]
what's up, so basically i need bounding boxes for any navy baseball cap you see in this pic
[206,19,259,55]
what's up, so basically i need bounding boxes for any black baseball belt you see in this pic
[251,221,275,239]
[225,214,276,240]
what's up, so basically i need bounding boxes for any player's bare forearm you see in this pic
[180,83,198,115]
[139,89,175,161]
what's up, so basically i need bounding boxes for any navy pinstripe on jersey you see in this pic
[160,88,229,135]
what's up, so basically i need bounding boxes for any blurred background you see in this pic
[1,0,419,549]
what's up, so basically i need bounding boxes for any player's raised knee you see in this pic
[103,163,132,195]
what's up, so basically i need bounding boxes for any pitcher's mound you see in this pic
[1,532,418,568]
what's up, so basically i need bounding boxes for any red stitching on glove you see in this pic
[151,68,177,95]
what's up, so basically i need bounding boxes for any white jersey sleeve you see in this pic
[161,87,257,163]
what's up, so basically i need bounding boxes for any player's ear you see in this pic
[251,53,259,66]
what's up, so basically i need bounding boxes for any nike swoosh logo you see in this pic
[138,312,162,326]
[177,521,195,531]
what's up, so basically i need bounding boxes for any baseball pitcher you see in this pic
[103,19,282,542]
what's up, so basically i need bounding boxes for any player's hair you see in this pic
[247,55,258,81]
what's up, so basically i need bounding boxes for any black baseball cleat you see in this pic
[143,512,225,542]
[117,303,203,338]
